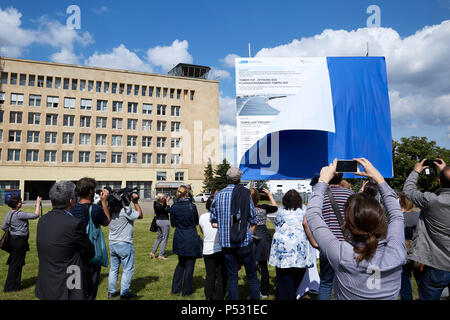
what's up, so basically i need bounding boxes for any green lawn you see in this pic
[0,205,421,300]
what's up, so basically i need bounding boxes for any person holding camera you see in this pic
[107,191,143,299]
[69,177,111,300]
[2,196,41,292]
[150,193,171,260]
[403,158,450,300]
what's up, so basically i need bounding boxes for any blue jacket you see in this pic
[170,198,200,257]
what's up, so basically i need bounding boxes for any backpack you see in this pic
[230,185,251,244]
[86,205,109,267]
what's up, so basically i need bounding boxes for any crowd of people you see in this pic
[1,157,449,300]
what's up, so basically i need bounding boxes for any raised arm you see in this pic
[378,182,405,250]
[403,159,436,209]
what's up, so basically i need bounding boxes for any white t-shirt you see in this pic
[199,212,222,255]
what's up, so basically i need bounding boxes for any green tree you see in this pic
[202,159,214,193]
[211,158,231,193]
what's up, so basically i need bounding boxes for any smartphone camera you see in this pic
[336,160,359,173]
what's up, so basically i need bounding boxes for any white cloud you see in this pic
[253,21,450,140]
[208,68,231,80]
[220,124,237,165]
[146,40,193,72]
[51,48,80,65]
[219,94,236,126]
[85,44,153,72]
[0,7,36,57]
[221,53,241,68]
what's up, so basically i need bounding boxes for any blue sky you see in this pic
[1,0,450,160]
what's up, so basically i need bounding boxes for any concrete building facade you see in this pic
[0,57,220,200]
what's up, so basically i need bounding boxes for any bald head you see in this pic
[439,167,450,188]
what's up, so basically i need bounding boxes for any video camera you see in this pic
[107,187,140,213]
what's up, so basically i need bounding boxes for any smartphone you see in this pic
[336,160,359,173]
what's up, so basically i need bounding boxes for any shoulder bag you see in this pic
[86,205,109,267]
[0,210,18,253]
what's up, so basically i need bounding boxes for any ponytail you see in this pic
[354,234,379,262]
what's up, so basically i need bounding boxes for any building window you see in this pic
[79,151,90,163]
[0,110,3,123]
[127,84,132,95]
[0,92,5,104]
[112,101,122,112]
[127,152,138,164]
[11,93,24,105]
[62,151,74,163]
[63,115,75,127]
[45,132,57,144]
[29,94,42,107]
[156,87,161,98]
[37,76,44,88]
[96,81,102,93]
[112,118,123,129]
[111,83,117,94]
[44,150,56,162]
[27,131,39,143]
[134,85,139,96]
[119,83,124,94]
[111,135,122,146]
[0,129,2,142]
[175,172,184,181]
[1,72,8,84]
[64,97,76,109]
[156,171,167,180]
[80,116,91,127]
[143,103,152,114]
[171,106,180,116]
[157,121,166,132]
[80,80,86,91]
[88,80,94,92]
[8,130,21,142]
[95,151,106,163]
[63,78,70,90]
[71,79,78,90]
[96,134,106,146]
[97,100,107,111]
[79,133,90,145]
[46,114,58,126]
[47,96,59,108]
[26,150,39,162]
[28,112,41,125]
[163,88,168,98]
[46,76,53,88]
[28,75,35,86]
[9,111,22,124]
[157,137,166,148]
[171,137,180,148]
[171,121,181,132]
[157,104,166,115]
[20,74,26,86]
[142,153,152,164]
[104,82,109,93]
[80,98,92,110]
[170,88,175,99]
[127,119,137,130]
[171,154,181,165]
[142,120,152,131]
[190,90,195,100]
[62,132,74,144]
[111,152,122,164]
[96,117,107,129]
[10,73,17,85]
[177,89,182,99]
[128,102,138,113]
[127,135,137,147]
[142,86,147,96]
[55,77,61,89]
[149,86,154,97]
[7,149,21,161]
[142,136,152,147]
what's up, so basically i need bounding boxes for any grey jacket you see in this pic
[306,182,406,300]
[403,170,450,272]
[1,210,39,236]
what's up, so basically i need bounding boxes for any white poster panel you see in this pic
[235,57,335,164]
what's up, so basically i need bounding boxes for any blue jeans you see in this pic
[223,243,260,300]
[418,266,450,300]
[318,251,334,300]
[108,242,135,295]
[172,256,196,296]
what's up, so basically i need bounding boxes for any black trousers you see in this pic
[172,256,196,296]
[276,267,306,300]
[86,264,102,300]
[258,260,270,295]
[4,235,29,292]
[203,252,227,300]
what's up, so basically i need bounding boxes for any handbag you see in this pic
[0,210,17,253]
[150,216,157,232]
[86,205,109,267]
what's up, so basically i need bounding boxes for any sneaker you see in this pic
[158,255,168,260]
[149,253,156,259]
[108,292,119,299]
[120,292,138,300]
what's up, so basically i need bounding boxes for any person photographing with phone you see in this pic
[403,158,450,300]
[306,158,406,300]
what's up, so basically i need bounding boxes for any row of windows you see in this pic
[2,149,181,165]
[0,129,181,148]
[0,72,195,100]
[0,111,181,131]
[0,93,181,116]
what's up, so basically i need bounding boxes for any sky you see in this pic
[1,0,449,164]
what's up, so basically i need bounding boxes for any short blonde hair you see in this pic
[156,193,166,203]
[176,185,189,199]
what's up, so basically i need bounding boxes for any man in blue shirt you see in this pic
[210,167,260,300]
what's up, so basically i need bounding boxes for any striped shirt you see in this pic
[210,184,257,248]
[322,185,354,240]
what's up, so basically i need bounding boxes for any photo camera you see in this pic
[422,159,443,176]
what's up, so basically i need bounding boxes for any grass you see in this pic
[0,205,421,300]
